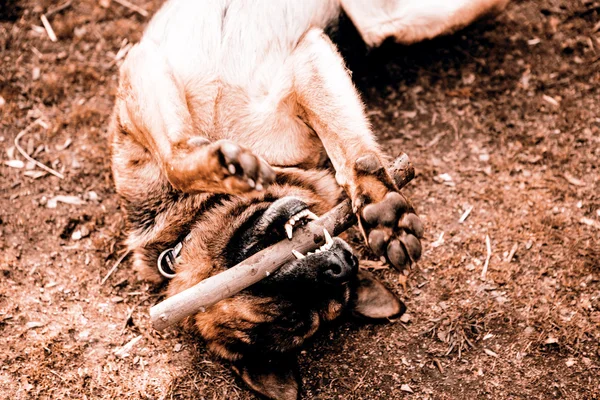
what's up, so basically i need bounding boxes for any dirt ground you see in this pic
[1,0,599,399]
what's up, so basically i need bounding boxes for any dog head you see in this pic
[176,195,405,400]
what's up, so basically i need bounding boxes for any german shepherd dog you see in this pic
[110,0,508,398]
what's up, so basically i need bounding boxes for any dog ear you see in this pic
[351,270,406,319]
[232,356,300,400]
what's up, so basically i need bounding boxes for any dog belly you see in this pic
[182,80,327,168]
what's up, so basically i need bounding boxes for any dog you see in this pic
[109,1,508,398]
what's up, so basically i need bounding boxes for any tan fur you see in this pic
[342,0,509,47]
[109,2,508,398]
[111,0,508,206]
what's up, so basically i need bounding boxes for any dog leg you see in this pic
[341,0,509,47]
[114,41,275,194]
[292,29,423,270]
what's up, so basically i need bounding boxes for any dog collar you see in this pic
[157,233,192,279]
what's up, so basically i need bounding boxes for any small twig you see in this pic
[458,205,473,223]
[46,0,73,17]
[14,119,64,179]
[49,369,66,381]
[481,235,492,280]
[504,243,518,263]
[101,250,131,285]
[433,358,444,374]
[113,0,149,17]
[40,14,57,42]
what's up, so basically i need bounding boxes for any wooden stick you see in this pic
[150,155,415,331]
[113,0,150,17]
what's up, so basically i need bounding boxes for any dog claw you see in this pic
[292,249,305,259]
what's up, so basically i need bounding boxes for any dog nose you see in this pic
[319,243,358,284]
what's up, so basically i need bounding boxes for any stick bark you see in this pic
[151,154,415,330]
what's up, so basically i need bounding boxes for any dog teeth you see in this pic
[228,164,236,175]
[306,211,318,220]
[285,223,293,239]
[323,229,333,245]
[292,249,305,259]
[284,209,320,241]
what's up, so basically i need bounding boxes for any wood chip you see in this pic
[431,232,445,248]
[40,14,57,42]
[360,259,388,270]
[4,160,24,169]
[113,335,143,358]
[580,217,600,230]
[47,195,85,208]
[565,358,576,367]
[46,0,73,17]
[399,313,411,324]
[542,94,560,107]
[481,235,492,280]
[400,384,414,393]
[545,337,558,345]
[504,243,518,263]
[484,348,498,358]
[23,170,48,179]
[458,205,473,223]
[433,358,444,374]
[55,138,72,151]
[563,172,586,187]
[15,119,64,179]
[113,0,149,17]
[25,321,45,329]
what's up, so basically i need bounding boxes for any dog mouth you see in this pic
[283,208,318,239]
[291,227,335,260]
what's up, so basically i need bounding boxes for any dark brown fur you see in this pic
[112,116,409,399]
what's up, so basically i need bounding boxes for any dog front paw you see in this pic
[350,154,423,271]
[213,140,276,193]
[166,138,276,194]
[360,192,423,271]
